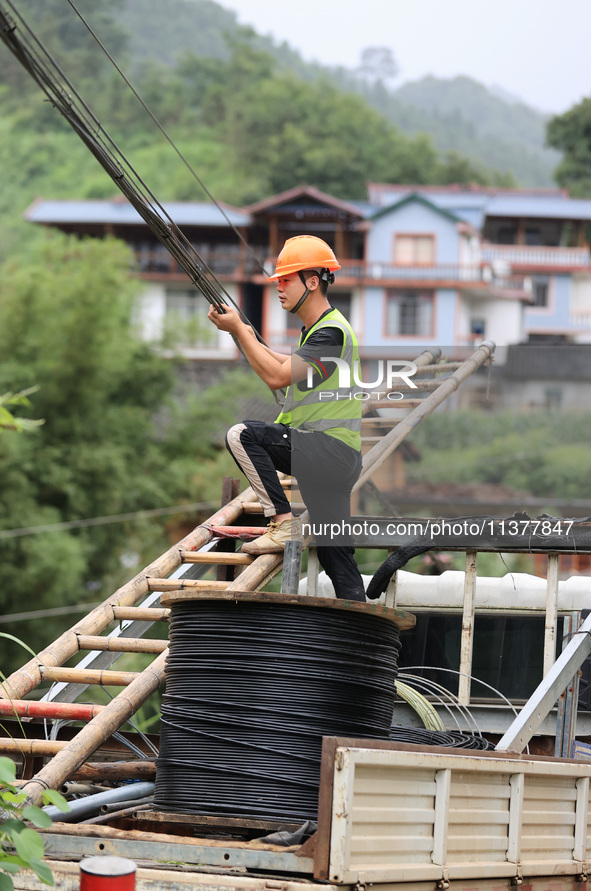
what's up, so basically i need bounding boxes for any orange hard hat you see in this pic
[268,235,341,280]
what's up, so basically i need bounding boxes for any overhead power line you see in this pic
[0,602,100,624]
[0,501,215,540]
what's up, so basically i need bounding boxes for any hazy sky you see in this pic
[218,0,589,114]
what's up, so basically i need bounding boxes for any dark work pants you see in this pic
[225,420,366,602]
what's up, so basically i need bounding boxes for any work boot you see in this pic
[241,518,300,555]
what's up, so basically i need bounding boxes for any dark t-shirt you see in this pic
[295,308,344,388]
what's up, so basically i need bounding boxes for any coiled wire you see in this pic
[389,725,494,750]
[154,600,401,822]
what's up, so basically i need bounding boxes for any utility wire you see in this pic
[0,603,100,624]
[0,501,215,540]
[65,0,270,281]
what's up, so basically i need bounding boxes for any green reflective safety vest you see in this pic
[275,307,361,451]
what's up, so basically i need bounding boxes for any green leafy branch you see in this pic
[0,633,70,888]
[0,757,69,890]
[0,389,44,434]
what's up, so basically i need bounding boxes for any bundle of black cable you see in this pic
[154,597,401,822]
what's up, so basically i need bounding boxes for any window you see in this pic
[394,235,434,266]
[470,318,486,337]
[165,289,214,347]
[531,275,549,308]
[387,291,433,336]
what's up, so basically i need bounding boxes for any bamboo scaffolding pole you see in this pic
[354,341,495,492]
[21,651,168,805]
[178,552,253,565]
[146,578,230,591]
[360,347,440,415]
[76,636,168,654]
[0,700,105,721]
[71,761,156,782]
[39,666,140,686]
[0,487,257,702]
[382,378,453,392]
[0,740,68,757]
[225,553,285,593]
[410,361,464,373]
[111,607,170,622]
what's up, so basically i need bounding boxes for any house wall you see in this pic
[366,202,460,264]
[459,296,524,346]
[569,274,591,342]
[524,274,571,333]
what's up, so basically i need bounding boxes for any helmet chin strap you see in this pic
[289,268,334,315]
[289,270,311,315]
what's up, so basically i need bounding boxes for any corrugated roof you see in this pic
[25,199,251,227]
[366,185,591,225]
[486,194,591,220]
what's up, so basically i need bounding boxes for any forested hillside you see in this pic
[114,0,559,188]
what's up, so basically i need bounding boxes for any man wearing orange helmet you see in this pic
[207,235,365,602]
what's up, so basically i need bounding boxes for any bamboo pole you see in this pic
[76,636,168,654]
[112,607,170,622]
[39,666,140,686]
[354,341,495,492]
[146,578,230,591]
[225,552,284,593]
[178,552,253,565]
[361,346,441,415]
[411,361,464,373]
[21,651,168,805]
[0,488,257,702]
[71,761,156,782]
[0,700,104,721]
[0,740,67,757]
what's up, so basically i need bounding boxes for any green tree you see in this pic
[547,97,591,197]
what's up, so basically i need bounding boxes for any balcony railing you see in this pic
[481,244,591,268]
[569,313,591,328]
[339,260,526,291]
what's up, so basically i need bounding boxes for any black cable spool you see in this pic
[154,592,409,823]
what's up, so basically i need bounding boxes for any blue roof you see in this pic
[347,200,376,218]
[368,187,591,227]
[486,194,591,220]
[25,199,251,227]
